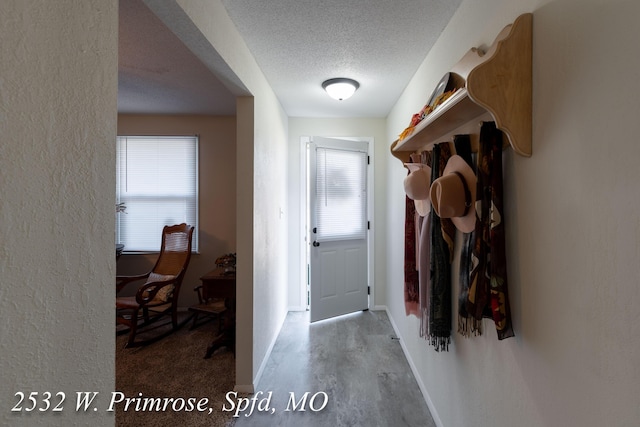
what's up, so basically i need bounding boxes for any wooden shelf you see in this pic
[392,88,487,152]
[392,13,532,158]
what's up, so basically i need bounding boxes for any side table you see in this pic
[191,267,236,358]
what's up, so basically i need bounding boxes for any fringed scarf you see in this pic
[467,122,515,340]
[419,150,432,338]
[428,143,453,351]
[455,135,483,337]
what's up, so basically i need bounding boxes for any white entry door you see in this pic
[308,136,369,322]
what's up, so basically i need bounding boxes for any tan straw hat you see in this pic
[429,155,477,233]
[403,163,432,217]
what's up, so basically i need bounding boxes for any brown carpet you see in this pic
[115,313,238,427]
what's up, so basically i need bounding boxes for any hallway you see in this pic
[233,310,435,427]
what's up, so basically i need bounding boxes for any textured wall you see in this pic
[0,1,118,426]
[385,0,640,426]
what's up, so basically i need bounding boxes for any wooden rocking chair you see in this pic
[116,223,194,348]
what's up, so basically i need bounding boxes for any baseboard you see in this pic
[235,310,287,394]
[384,307,443,427]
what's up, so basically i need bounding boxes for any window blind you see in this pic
[116,136,198,252]
[315,147,367,241]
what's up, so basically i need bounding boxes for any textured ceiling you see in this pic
[118,0,462,118]
[221,0,462,118]
[118,0,237,115]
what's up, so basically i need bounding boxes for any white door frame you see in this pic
[299,136,375,313]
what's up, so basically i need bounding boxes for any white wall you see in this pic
[287,118,388,310]
[0,1,117,426]
[385,0,640,426]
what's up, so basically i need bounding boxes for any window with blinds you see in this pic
[116,136,198,252]
[314,147,367,242]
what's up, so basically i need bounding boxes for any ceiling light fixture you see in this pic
[322,78,360,101]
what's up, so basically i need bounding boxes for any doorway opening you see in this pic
[300,136,374,322]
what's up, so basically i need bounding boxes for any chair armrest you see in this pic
[135,278,178,305]
[116,272,151,294]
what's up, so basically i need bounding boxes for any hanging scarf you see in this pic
[467,122,515,340]
[454,135,483,337]
[419,212,431,338]
[438,143,456,262]
[419,150,432,338]
[428,143,452,351]
[404,153,420,316]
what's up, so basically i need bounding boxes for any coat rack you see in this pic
[391,13,532,162]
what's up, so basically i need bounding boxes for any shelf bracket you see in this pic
[467,13,533,157]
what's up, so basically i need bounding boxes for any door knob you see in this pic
[313,241,320,247]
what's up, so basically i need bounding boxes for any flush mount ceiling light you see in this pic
[322,78,360,101]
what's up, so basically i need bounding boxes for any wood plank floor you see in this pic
[233,310,436,427]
